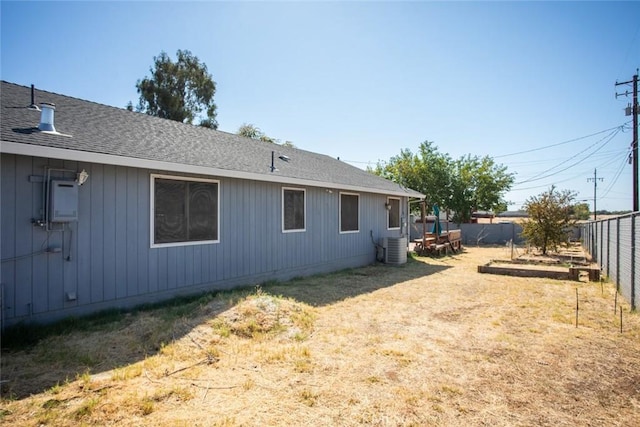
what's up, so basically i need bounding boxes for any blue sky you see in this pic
[2,1,638,212]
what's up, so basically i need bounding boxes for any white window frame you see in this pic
[339,192,360,234]
[387,197,401,230]
[150,174,220,248]
[282,187,306,233]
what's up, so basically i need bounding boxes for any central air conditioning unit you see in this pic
[379,237,407,265]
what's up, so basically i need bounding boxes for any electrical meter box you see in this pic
[49,180,79,222]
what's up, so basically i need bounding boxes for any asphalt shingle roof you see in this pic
[1,81,423,197]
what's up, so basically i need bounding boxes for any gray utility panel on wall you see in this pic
[49,180,79,222]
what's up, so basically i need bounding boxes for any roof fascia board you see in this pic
[1,141,424,198]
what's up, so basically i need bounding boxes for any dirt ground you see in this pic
[1,246,639,426]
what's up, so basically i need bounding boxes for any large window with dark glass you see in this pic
[340,192,359,233]
[152,175,219,246]
[387,197,400,229]
[283,187,305,232]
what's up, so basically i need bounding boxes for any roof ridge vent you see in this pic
[38,102,56,132]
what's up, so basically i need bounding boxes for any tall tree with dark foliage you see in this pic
[135,49,218,129]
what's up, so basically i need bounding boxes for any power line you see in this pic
[502,149,628,175]
[514,128,620,185]
[521,129,618,181]
[342,124,631,168]
[493,124,627,159]
[597,150,630,169]
[600,149,632,199]
[345,122,633,168]
[511,171,592,191]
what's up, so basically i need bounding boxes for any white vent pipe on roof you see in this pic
[38,102,56,132]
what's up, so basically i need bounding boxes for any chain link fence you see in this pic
[582,212,639,310]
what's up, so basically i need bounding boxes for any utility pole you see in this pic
[587,168,604,220]
[615,71,639,211]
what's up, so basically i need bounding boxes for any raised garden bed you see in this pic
[478,245,600,282]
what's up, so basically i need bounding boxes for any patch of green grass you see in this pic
[111,364,143,381]
[42,399,62,409]
[290,305,316,331]
[299,388,318,406]
[209,318,232,338]
[37,404,63,425]
[440,384,463,396]
[73,397,100,420]
[77,369,92,387]
[152,386,194,403]
[291,331,308,342]
[293,357,313,373]
[33,343,98,367]
[140,397,155,416]
[47,382,64,395]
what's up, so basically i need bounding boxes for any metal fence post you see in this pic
[606,219,611,278]
[587,213,637,309]
[632,213,637,310]
[616,218,621,292]
[591,222,596,260]
[599,221,604,265]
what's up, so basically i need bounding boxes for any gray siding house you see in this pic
[0,81,423,327]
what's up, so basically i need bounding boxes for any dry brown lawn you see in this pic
[1,246,639,426]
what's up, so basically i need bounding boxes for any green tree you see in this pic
[369,141,454,213]
[449,155,514,223]
[521,186,576,255]
[570,202,591,220]
[370,141,514,222]
[135,49,218,129]
[237,123,294,146]
[237,123,263,139]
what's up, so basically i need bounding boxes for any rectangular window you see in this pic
[283,187,305,232]
[151,175,219,247]
[387,197,401,230]
[340,192,359,233]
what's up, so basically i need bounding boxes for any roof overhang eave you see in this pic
[1,140,425,198]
